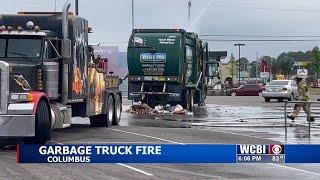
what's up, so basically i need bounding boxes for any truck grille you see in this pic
[0,61,9,114]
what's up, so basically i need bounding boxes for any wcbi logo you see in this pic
[238,145,268,154]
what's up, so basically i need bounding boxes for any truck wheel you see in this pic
[264,98,270,102]
[181,90,189,111]
[288,93,294,101]
[188,90,194,112]
[146,96,158,108]
[89,116,100,127]
[34,100,51,144]
[112,94,122,125]
[90,96,113,127]
[105,95,114,127]
[278,98,284,102]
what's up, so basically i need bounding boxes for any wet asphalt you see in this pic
[1,96,320,179]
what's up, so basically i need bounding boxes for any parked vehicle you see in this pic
[246,80,265,86]
[262,80,298,102]
[227,84,265,96]
[0,1,122,144]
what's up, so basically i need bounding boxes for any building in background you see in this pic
[92,46,128,93]
[92,46,128,77]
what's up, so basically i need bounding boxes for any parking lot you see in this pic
[1,96,320,179]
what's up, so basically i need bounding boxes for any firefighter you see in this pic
[287,75,315,122]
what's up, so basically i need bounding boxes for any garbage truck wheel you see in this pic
[188,90,194,112]
[181,90,189,111]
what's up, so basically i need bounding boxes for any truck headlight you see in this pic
[10,93,33,102]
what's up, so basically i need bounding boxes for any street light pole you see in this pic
[256,52,258,82]
[132,0,135,30]
[234,43,245,85]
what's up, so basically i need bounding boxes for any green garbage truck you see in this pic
[127,29,213,111]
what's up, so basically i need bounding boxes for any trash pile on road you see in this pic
[128,103,188,115]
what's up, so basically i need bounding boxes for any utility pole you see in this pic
[234,43,245,85]
[75,0,79,15]
[132,0,135,30]
[256,52,258,81]
[188,0,191,29]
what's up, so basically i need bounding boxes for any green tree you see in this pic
[228,53,237,83]
[276,52,294,78]
[271,58,280,79]
[249,61,259,78]
[311,46,320,87]
[238,57,249,71]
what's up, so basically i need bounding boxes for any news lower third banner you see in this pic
[17,144,320,163]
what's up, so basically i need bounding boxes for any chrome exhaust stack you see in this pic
[61,0,71,105]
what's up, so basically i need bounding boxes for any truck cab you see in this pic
[0,1,122,144]
[0,25,62,97]
[206,51,227,91]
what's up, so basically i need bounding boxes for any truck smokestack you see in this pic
[62,0,70,41]
[62,0,71,105]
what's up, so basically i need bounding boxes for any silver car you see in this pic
[262,80,298,102]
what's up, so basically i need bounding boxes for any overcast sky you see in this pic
[1,0,320,61]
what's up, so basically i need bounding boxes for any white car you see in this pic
[262,80,298,102]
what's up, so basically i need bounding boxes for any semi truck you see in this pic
[0,0,122,144]
[127,29,213,111]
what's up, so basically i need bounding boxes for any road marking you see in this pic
[201,128,277,142]
[48,140,154,177]
[142,164,219,178]
[117,163,153,176]
[269,164,320,176]
[49,140,64,145]
[110,128,185,145]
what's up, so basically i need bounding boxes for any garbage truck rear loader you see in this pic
[127,29,212,111]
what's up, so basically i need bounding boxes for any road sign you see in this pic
[260,72,269,78]
[297,69,308,79]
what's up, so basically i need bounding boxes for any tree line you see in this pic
[228,46,320,86]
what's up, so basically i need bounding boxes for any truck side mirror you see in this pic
[205,63,214,78]
[205,63,221,79]
[62,39,72,59]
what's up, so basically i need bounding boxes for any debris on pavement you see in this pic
[128,103,188,115]
[154,105,164,113]
[172,105,188,115]
[128,104,154,114]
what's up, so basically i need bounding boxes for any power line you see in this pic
[95,41,128,44]
[200,35,320,38]
[203,39,320,42]
[212,4,320,13]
